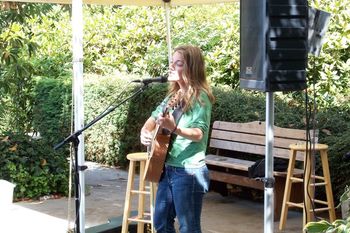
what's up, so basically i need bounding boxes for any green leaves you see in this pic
[305,0,350,108]
[6,2,347,110]
[304,220,333,233]
[0,4,43,134]
[0,132,69,199]
[304,219,350,233]
[32,76,72,143]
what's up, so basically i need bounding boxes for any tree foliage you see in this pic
[0,3,53,133]
[305,0,350,108]
[23,2,349,109]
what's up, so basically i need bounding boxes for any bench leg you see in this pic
[274,177,284,221]
[275,176,303,222]
[209,180,229,196]
[279,150,297,230]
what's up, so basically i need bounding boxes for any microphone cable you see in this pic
[303,56,322,223]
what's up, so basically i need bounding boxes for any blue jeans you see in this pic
[153,165,210,233]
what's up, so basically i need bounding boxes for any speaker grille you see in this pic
[267,0,308,91]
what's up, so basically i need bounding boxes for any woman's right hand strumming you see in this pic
[140,128,153,146]
[140,117,157,146]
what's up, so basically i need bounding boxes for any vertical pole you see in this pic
[264,92,274,233]
[72,0,85,232]
[164,1,172,64]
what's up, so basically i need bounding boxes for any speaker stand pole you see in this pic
[264,92,274,233]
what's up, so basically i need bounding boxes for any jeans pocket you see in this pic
[193,166,210,193]
[200,167,210,193]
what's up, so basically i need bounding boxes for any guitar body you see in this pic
[143,130,171,182]
[143,92,181,183]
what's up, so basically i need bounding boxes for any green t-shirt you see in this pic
[151,91,212,168]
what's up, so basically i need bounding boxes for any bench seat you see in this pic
[206,154,304,176]
[205,121,314,221]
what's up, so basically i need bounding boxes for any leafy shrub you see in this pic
[0,3,56,133]
[0,76,73,199]
[212,87,307,128]
[29,5,72,79]
[83,73,167,165]
[32,76,72,144]
[0,5,38,133]
[0,132,69,199]
[316,107,350,201]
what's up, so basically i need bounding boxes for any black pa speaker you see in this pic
[240,0,308,92]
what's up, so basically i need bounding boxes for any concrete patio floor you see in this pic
[1,162,304,233]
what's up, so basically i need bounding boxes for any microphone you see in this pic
[132,76,168,84]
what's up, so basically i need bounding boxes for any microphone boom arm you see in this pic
[54,83,151,149]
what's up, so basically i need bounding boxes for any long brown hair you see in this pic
[168,45,215,112]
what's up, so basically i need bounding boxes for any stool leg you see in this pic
[320,150,336,222]
[137,160,146,233]
[150,182,157,233]
[279,149,297,230]
[122,161,136,233]
[304,149,313,226]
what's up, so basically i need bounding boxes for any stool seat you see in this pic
[127,152,148,161]
[279,143,336,230]
[122,152,155,233]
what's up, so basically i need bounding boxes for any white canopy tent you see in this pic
[0,1,275,233]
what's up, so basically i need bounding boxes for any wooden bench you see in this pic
[205,121,311,220]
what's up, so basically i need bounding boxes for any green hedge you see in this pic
[4,74,349,200]
[0,132,69,199]
[83,73,167,165]
[32,76,72,143]
[0,76,71,199]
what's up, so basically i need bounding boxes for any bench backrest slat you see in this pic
[209,121,316,161]
[211,130,307,149]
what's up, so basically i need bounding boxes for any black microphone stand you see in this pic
[54,82,151,233]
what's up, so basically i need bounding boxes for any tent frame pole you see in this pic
[72,0,85,232]
[264,92,274,233]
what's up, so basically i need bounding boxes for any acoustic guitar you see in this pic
[143,92,181,182]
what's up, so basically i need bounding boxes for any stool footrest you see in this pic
[313,199,329,205]
[128,216,152,224]
[308,207,331,213]
[286,202,303,208]
[131,190,151,195]
[311,175,325,180]
[310,182,327,187]
[290,177,303,183]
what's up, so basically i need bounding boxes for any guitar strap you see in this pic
[172,101,184,128]
[161,100,184,136]
[165,101,184,156]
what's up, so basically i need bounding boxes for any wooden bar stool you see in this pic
[121,152,156,233]
[279,143,336,230]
